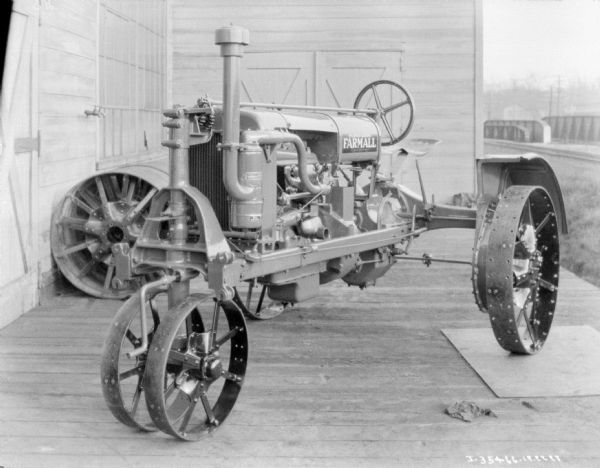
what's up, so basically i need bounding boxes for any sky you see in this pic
[484,0,600,87]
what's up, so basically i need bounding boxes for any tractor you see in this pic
[93,26,566,440]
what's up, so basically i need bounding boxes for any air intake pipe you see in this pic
[242,131,331,195]
[215,26,255,201]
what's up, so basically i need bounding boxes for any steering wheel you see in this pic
[353,80,415,146]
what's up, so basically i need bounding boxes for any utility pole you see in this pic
[548,86,553,116]
[556,76,562,116]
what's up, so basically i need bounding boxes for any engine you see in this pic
[188,106,403,299]
[192,107,380,224]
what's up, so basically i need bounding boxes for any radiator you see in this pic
[189,133,230,229]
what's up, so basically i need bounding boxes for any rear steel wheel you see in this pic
[51,169,165,298]
[478,185,559,354]
[100,289,168,431]
[234,282,289,320]
[144,295,248,440]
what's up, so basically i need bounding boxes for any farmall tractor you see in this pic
[92,27,567,440]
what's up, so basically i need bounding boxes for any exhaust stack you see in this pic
[215,26,255,201]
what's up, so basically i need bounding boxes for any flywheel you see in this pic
[473,185,559,354]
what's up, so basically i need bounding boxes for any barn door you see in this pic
[242,52,315,105]
[238,50,402,109]
[0,0,39,328]
[316,51,402,107]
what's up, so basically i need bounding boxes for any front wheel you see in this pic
[100,289,168,431]
[144,294,248,440]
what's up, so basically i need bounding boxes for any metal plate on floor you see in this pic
[442,326,600,397]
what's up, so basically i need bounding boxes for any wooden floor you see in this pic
[1,230,600,468]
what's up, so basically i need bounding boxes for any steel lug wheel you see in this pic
[100,289,168,431]
[144,294,248,440]
[51,169,166,298]
[477,185,559,354]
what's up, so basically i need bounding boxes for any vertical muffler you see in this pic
[215,26,255,202]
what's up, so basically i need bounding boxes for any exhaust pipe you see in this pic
[215,26,255,201]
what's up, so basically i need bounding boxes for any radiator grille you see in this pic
[189,133,229,229]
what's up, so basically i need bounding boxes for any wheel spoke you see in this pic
[370,84,385,112]
[125,329,140,347]
[178,382,202,433]
[539,278,558,292]
[165,378,177,399]
[214,327,239,349]
[56,241,96,257]
[104,264,115,289]
[79,189,101,212]
[130,376,143,417]
[68,194,94,214]
[119,365,143,381]
[59,216,88,232]
[380,114,395,141]
[95,177,110,218]
[109,175,120,200]
[126,178,137,203]
[520,305,538,345]
[535,212,554,234]
[222,370,243,382]
[76,259,96,279]
[515,291,530,325]
[126,187,157,220]
[199,389,218,425]
[522,198,534,226]
[384,99,409,113]
[121,174,130,198]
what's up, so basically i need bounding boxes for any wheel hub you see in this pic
[203,355,223,380]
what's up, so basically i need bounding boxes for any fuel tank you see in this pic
[213,107,381,165]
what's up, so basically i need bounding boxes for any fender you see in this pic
[131,185,232,274]
[476,153,568,234]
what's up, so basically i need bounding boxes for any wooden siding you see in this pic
[0,0,39,328]
[171,0,483,202]
[36,0,170,293]
[37,0,98,290]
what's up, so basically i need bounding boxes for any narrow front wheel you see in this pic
[144,294,248,440]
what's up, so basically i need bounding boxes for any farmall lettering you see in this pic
[342,135,378,153]
[98,25,567,441]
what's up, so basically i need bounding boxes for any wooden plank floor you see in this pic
[1,230,600,467]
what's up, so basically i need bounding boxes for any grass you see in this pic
[559,173,600,287]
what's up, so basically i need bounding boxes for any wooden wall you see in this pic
[37,0,99,291]
[36,0,169,294]
[171,0,483,201]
